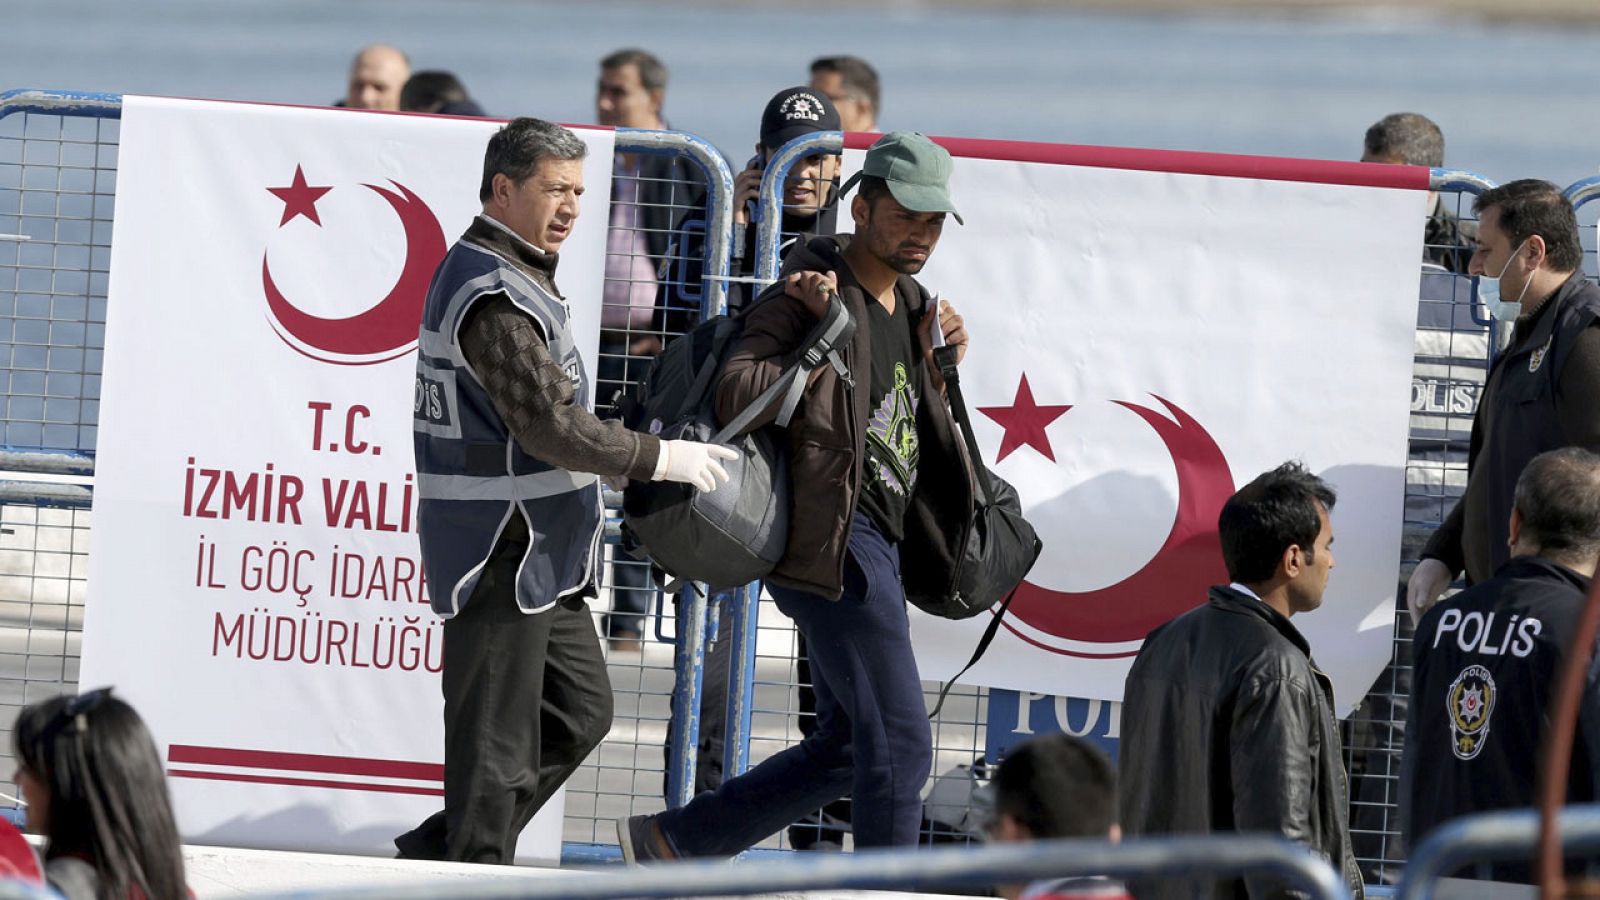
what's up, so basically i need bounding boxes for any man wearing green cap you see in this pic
[618,132,978,860]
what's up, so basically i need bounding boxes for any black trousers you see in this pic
[395,526,614,864]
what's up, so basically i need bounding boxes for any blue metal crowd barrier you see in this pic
[255,834,1352,900]
[1394,805,1600,899]
[0,87,736,860]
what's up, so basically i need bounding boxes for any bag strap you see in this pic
[928,584,1020,719]
[675,329,728,423]
[712,293,853,444]
[927,341,1008,720]
[934,345,996,507]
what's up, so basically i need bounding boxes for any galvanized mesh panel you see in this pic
[1343,185,1485,884]
[0,109,112,455]
[0,102,727,850]
[0,502,89,813]
[572,151,712,846]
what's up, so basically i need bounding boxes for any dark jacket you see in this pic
[636,151,707,268]
[1119,586,1364,900]
[1424,200,1477,275]
[713,235,974,599]
[1404,556,1600,881]
[1422,273,1600,583]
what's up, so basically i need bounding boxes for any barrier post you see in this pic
[755,131,843,286]
[610,128,735,813]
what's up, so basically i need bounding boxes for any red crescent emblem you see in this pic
[262,172,446,365]
[1003,395,1236,658]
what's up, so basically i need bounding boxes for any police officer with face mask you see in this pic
[1408,179,1600,625]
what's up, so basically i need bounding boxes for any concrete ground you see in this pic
[179,842,963,899]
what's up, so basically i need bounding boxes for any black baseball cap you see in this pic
[759,87,841,151]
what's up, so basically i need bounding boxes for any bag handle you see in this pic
[712,293,853,444]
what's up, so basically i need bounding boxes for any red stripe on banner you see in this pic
[167,745,443,782]
[167,769,444,797]
[126,95,619,133]
[840,130,1430,191]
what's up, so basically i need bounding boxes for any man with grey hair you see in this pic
[1404,447,1600,882]
[1362,112,1476,273]
[397,117,734,864]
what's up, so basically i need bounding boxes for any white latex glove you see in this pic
[1407,557,1453,626]
[655,440,738,493]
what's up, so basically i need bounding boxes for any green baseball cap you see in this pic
[841,131,963,225]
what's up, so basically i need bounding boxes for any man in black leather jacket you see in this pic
[1119,462,1364,899]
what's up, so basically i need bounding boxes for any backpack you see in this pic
[620,292,855,590]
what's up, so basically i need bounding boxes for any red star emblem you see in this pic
[978,374,1072,462]
[267,165,333,227]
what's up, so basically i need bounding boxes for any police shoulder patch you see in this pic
[1447,663,1497,761]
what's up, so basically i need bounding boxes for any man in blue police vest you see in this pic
[397,117,736,864]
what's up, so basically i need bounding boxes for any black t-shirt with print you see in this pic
[856,291,921,543]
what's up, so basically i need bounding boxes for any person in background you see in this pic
[12,688,188,900]
[809,55,880,133]
[989,735,1130,900]
[1361,113,1476,273]
[1404,447,1600,884]
[1119,462,1364,899]
[341,43,410,111]
[400,70,486,117]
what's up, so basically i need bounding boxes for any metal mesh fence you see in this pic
[0,93,1528,882]
[0,108,111,455]
[571,150,713,846]
[0,104,112,814]
[0,99,729,852]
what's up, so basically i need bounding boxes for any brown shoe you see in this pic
[616,814,675,864]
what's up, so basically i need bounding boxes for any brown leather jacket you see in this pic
[713,236,974,599]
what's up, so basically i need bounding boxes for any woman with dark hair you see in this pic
[12,688,187,900]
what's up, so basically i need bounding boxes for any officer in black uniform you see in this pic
[1405,447,1600,883]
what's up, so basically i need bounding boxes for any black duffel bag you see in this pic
[622,295,854,590]
[916,343,1044,716]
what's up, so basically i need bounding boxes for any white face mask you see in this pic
[1479,238,1531,321]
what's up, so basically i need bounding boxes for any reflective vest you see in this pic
[413,232,602,617]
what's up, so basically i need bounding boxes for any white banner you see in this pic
[82,96,616,859]
[838,139,1426,714]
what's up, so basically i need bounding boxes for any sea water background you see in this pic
[3,0,1599,190]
